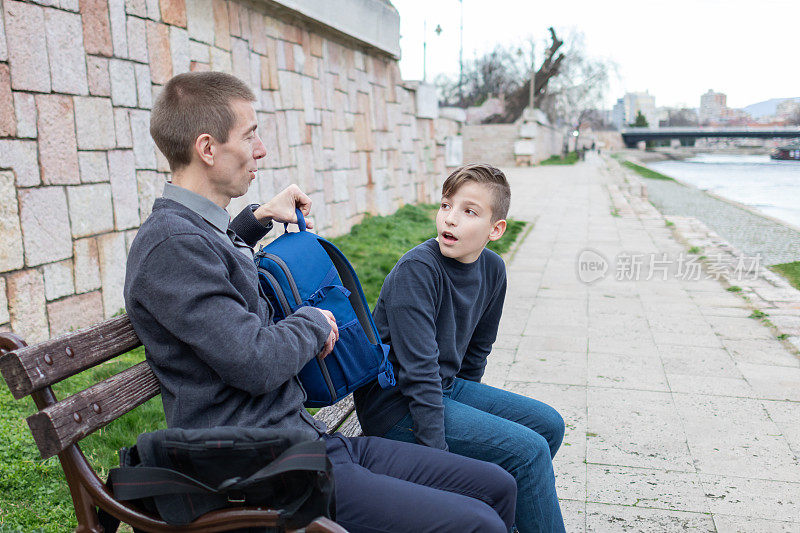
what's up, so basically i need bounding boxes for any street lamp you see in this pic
[458,0,464,106]
[423,23,442,83]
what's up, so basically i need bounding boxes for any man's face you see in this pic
[436,181,505,263]
[208,99,267,202]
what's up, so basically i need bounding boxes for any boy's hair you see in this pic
[150,72,256,170]
[441,163,511,221]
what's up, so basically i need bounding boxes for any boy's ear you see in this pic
[488,219,507,242]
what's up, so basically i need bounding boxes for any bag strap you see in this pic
[109,466,220,500]
[283,208,307,233]
[377,344,396,388]
[227,440,327,491]
[109,440,327,502]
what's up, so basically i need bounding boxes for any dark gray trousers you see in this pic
[326,434,516,533]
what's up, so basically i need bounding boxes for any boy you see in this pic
[123,73,517,533]
[354,164,566,533]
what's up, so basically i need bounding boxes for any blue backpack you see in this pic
[254,209,395,407]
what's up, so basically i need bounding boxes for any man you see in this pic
[123,71,517,533]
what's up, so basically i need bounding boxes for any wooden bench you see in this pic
[0,314,363,533]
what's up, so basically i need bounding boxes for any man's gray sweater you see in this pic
[124,193,331,439]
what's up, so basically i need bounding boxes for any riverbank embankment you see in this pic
[616,152,800,264]
[607,155,800,351]
[616,147,773,163]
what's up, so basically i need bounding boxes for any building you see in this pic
[612,92,658,129]
[612,98,626,130]
[700,90,727,123]
[657,107,699,128]
[777,99,800,122]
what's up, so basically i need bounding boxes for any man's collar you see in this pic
[162,182,230,234]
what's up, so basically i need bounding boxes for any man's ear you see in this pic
[488,219,507,241]
[194,134,215,166]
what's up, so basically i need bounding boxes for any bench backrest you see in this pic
[0,315,158,459]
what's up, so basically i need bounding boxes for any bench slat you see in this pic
[337,411,363,438]
[315,395,355,433]
[0,315,141,399]
[27,361,159,459]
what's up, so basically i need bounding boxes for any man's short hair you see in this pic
[150,72,256,170]
[441,163,511,221]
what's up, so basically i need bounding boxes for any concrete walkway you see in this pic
[485,153,800,532]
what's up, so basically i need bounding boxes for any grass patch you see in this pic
[490,219,526,257]
[665,220,675,228]
[749,309,768,319]
[540,151,579,166]
[0,347,165,531]
[727,286,742,293]
[772,261,800,292]
[330,204,439,307]
[1,203,528,529]
[621,161,675,181]
[688,246,702,254]
[610,208,621,218]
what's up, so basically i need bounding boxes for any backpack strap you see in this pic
[301,284,351,308]
[109,440,327,503]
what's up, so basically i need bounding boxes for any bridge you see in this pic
[620,126,800,148]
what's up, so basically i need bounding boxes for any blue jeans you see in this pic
[383,378,566,533]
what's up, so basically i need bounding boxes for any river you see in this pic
[647,154,800,229]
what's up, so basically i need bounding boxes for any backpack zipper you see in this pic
[259,253,302,307]
[258,266,338,402]
[257,268,291,318]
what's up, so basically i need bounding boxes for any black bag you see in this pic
[104,426,334,531]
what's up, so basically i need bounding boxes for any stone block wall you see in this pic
[533,123,566,162]
[0,0,461,342]
[462,121,567,167]
[462,124,518,167]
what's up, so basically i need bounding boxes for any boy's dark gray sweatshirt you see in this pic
[124,196,331,439]
[354,238,507,450]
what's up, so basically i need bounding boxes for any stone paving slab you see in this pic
[493,153,800,532]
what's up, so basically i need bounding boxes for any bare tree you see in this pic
[577,108,613,130]
[536,31,615,128]
[660,108,699,127]
[482,27,567,123]
[436,45,527,108]
[437,28,613,129]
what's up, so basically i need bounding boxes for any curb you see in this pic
[502,218,536,265]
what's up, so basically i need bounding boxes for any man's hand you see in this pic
[316,309,338,359]
[254,184,314,229]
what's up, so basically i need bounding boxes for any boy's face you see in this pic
[436,181,507,263]
[206,99,267,203]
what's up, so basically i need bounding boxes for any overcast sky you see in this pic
[392,0,799,109]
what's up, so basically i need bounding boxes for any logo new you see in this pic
[576,249,608,284]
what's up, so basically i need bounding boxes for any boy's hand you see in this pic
[316,309,338,359]
[254,184,314,229]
